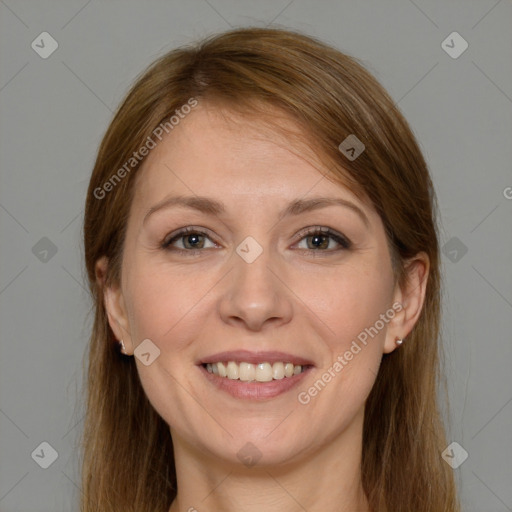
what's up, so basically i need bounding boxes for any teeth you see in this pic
[256,362,273,382]
[217,361,227,377]
[226,361,239,380]
[205,361,305,381]
[272,362,285,380]
[239,362,256,381]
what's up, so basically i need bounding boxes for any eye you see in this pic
[161,226,351,255]
[161,227,217,253]
[294,226,351,253]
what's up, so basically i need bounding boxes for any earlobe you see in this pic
[95,257,133,355]
[383,252,430,354]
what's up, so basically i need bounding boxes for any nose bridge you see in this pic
[232,234,277,300]
[218,233,292,330]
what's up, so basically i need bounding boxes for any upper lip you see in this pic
[199,350,315,366]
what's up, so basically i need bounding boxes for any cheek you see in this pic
[123,260,216,348]
[297,262,393,346]
[295,262,393,409]
[297,270,389,421]
[330,272,392,385]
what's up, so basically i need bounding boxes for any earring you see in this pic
[119,340,126,353]
[395,337,404,346]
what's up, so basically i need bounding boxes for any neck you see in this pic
[169,408,370,512]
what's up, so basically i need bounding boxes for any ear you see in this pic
[95,256,134,355]
[383,251,430,354]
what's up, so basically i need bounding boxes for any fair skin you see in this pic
[97,103,429,512]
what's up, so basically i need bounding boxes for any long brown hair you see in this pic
[81,27,459,511]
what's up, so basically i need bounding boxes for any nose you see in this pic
[218,244,293,332]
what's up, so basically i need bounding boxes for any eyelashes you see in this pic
[161,227,217,252]
[160,225,352,255]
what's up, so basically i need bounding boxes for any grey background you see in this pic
[0,1,511,511]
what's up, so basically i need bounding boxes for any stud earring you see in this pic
[395,337,404,346]
[119,340,126,353]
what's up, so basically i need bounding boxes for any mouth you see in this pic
[198,350,314,400]
[202,361,309,381]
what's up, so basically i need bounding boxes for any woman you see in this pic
[82,27,460,511]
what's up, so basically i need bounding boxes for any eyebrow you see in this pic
[143,194,370,228]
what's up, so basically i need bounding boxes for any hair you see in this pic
[81,27,459,512]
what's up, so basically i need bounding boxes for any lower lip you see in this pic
[199,364,312,400]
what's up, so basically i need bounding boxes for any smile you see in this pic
[204,361,306,382]
[199,351,314,399]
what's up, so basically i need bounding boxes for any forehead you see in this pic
[132,103,370,213]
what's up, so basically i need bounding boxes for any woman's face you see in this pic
[103,103,414,466]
